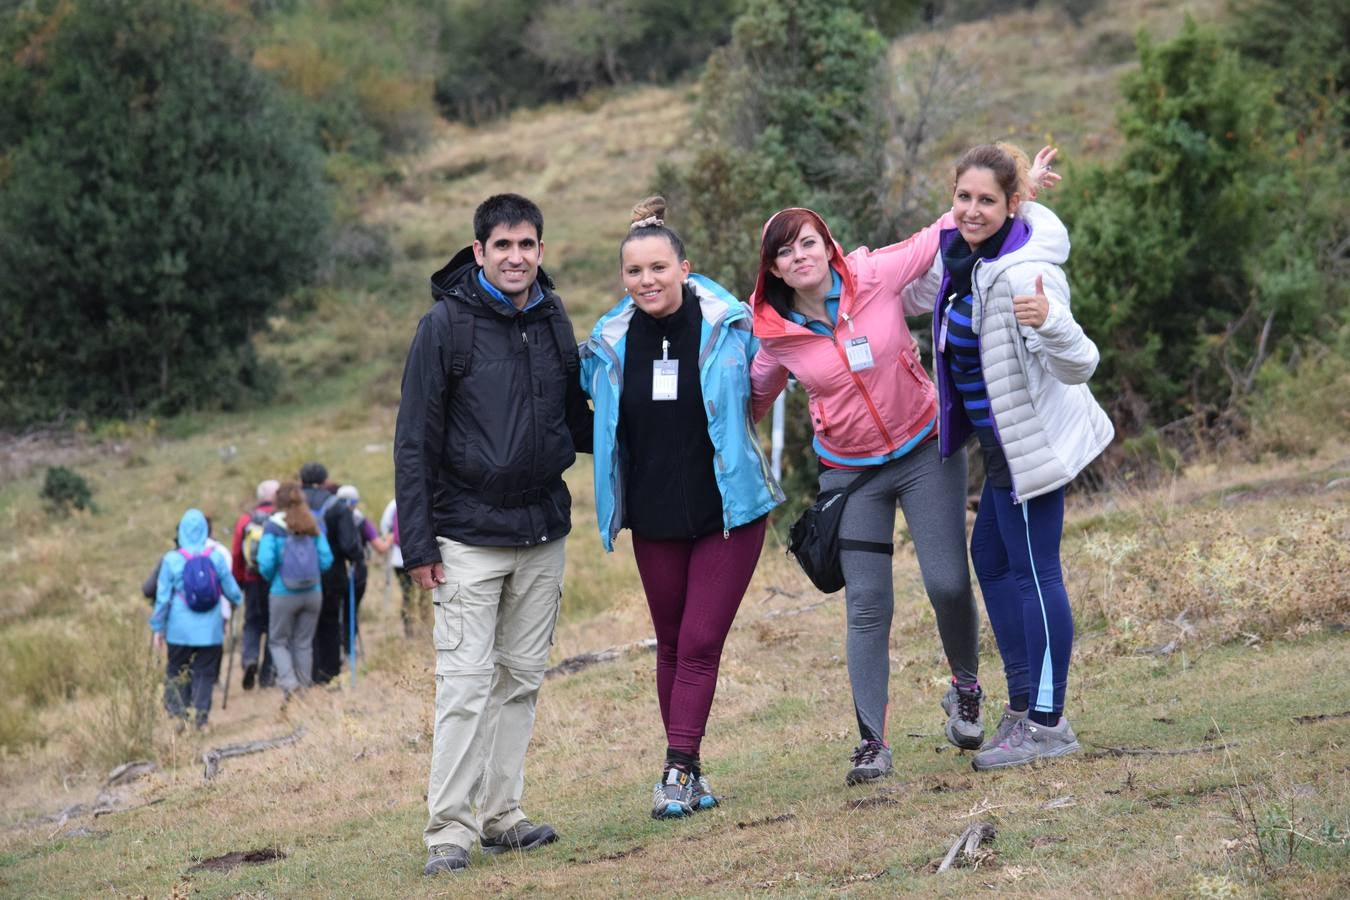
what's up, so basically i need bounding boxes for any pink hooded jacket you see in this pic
[749,209,955,464]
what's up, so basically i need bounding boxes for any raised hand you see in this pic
[1026,146,1060,200]
[1013,274,1050,328]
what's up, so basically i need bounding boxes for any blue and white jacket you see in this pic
[581,273,784,551]
[150,508,243,646]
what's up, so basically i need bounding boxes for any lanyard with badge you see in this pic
[653,337,678,401]
[839,311,874,372]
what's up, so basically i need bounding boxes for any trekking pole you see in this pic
[222,608,237,710]
[348,564,357,690]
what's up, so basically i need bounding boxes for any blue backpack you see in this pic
[279,533,321,591]
[178,549,222,612]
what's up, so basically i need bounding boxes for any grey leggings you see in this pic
[268,590,322,693]
[818,439,978,744]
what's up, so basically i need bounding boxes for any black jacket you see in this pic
[393,248,593,568]
[302,484,362,566]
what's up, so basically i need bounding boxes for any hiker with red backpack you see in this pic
[149,508,243,731]
[231,479,279,691]
[256,480,334,700]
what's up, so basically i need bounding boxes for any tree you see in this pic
[0,0,328,425]
[1055,19,1308,430]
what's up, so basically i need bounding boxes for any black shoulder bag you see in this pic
[787,465,893,593]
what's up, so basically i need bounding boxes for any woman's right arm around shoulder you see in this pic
[750,346,789,423]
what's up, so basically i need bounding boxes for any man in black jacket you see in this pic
[395,194,592,877]
[298,462,362,684]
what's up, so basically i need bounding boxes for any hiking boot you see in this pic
[651,766,694,819]
[242,662,258,691]
[689,773,719,811]
[423,844,469,876]
[480,819,558,854]
[980,704,1028,751]
[972,716,1081,771]
[940,681,985,750]
[845,740,893,785]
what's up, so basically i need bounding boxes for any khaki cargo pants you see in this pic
[423,536,565,852]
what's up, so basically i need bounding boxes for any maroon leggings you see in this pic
[631,517,767,755]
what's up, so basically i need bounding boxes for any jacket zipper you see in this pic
[971,263,1020,504]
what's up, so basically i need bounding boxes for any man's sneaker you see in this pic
[651,766,694,819]
[940,682,984,750]
[845,740,893,785]
[242,662,258,691]
[972,716,1081,771]
[689,773,719,811]
[480,819,558,854]
[423,843,469,876]
[980,704,1028,751]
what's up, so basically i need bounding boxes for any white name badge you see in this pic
[652,359,679,400]
[845,336,875,372]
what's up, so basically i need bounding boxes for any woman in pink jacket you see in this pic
[748,152,1055,783]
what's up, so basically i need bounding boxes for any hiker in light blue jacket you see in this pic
[580,197,782,820]
[257,480,334,698]
[150,508,242,730]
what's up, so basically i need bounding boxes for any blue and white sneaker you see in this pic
[651,766,694,819]
[688,773,719,811]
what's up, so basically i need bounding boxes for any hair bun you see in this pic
[630,195,668,230]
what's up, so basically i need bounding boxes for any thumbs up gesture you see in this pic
[1013,274,1050,328]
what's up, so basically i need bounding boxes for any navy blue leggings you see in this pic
[969,481,1073,717]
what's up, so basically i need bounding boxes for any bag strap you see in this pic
[831,463,892,555]
[444,297,477,378]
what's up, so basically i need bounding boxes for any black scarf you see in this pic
[941,216,1014,301]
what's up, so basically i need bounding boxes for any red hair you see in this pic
[757,208,833,319]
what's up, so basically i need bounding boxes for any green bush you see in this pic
[0,0,328,425]
[40,466,95,516]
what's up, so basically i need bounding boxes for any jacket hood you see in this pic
[176,508,209,553]
[430,246,558,310]
[971,201,1070,285]
[748,207,851,340]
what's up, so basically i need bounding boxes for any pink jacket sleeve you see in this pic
[846,211,955,315]
[750,346,789,423]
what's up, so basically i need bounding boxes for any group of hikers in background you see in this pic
[394,138,1112,877]
[146,138,1112,878]
[144,464,428,731]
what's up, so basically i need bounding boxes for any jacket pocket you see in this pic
[810,397,829,436]
[432,587,462,651]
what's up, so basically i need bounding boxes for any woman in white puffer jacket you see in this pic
[906,143,1113,771]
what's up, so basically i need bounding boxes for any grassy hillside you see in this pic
[3,0,1346,896]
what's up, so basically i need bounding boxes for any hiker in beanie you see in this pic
[231,479,279,690]
[298,462,362,684]
[150,508,243,731]
[336,484,392,658]
[395,193,592,876]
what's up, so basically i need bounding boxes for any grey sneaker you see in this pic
[423,843,469,876]
[651,766,694,819]
[940,682,984,750]
[980,704,1028,751]
[845,740,893,785]
[972,716,1081,771]
[689,773,718,811]
[480,819,558,854]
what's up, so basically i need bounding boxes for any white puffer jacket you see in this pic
[909,202,1114,501]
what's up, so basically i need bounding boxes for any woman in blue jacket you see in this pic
[257,480,334,699]
[581,197,783,819]
[150,508,243,730]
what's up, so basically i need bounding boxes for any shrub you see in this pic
[40,466,94,516]
[0,0,328,425]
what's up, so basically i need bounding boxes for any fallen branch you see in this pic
[202,725,306,780]
[1291,711,1350,725]
[1086,742,1238,759]
[544,639,657,679]
[936,821,996,873]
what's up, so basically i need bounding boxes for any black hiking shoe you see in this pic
[481,819,558,855]
[242,662,258,691]
[423,844,469,876]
